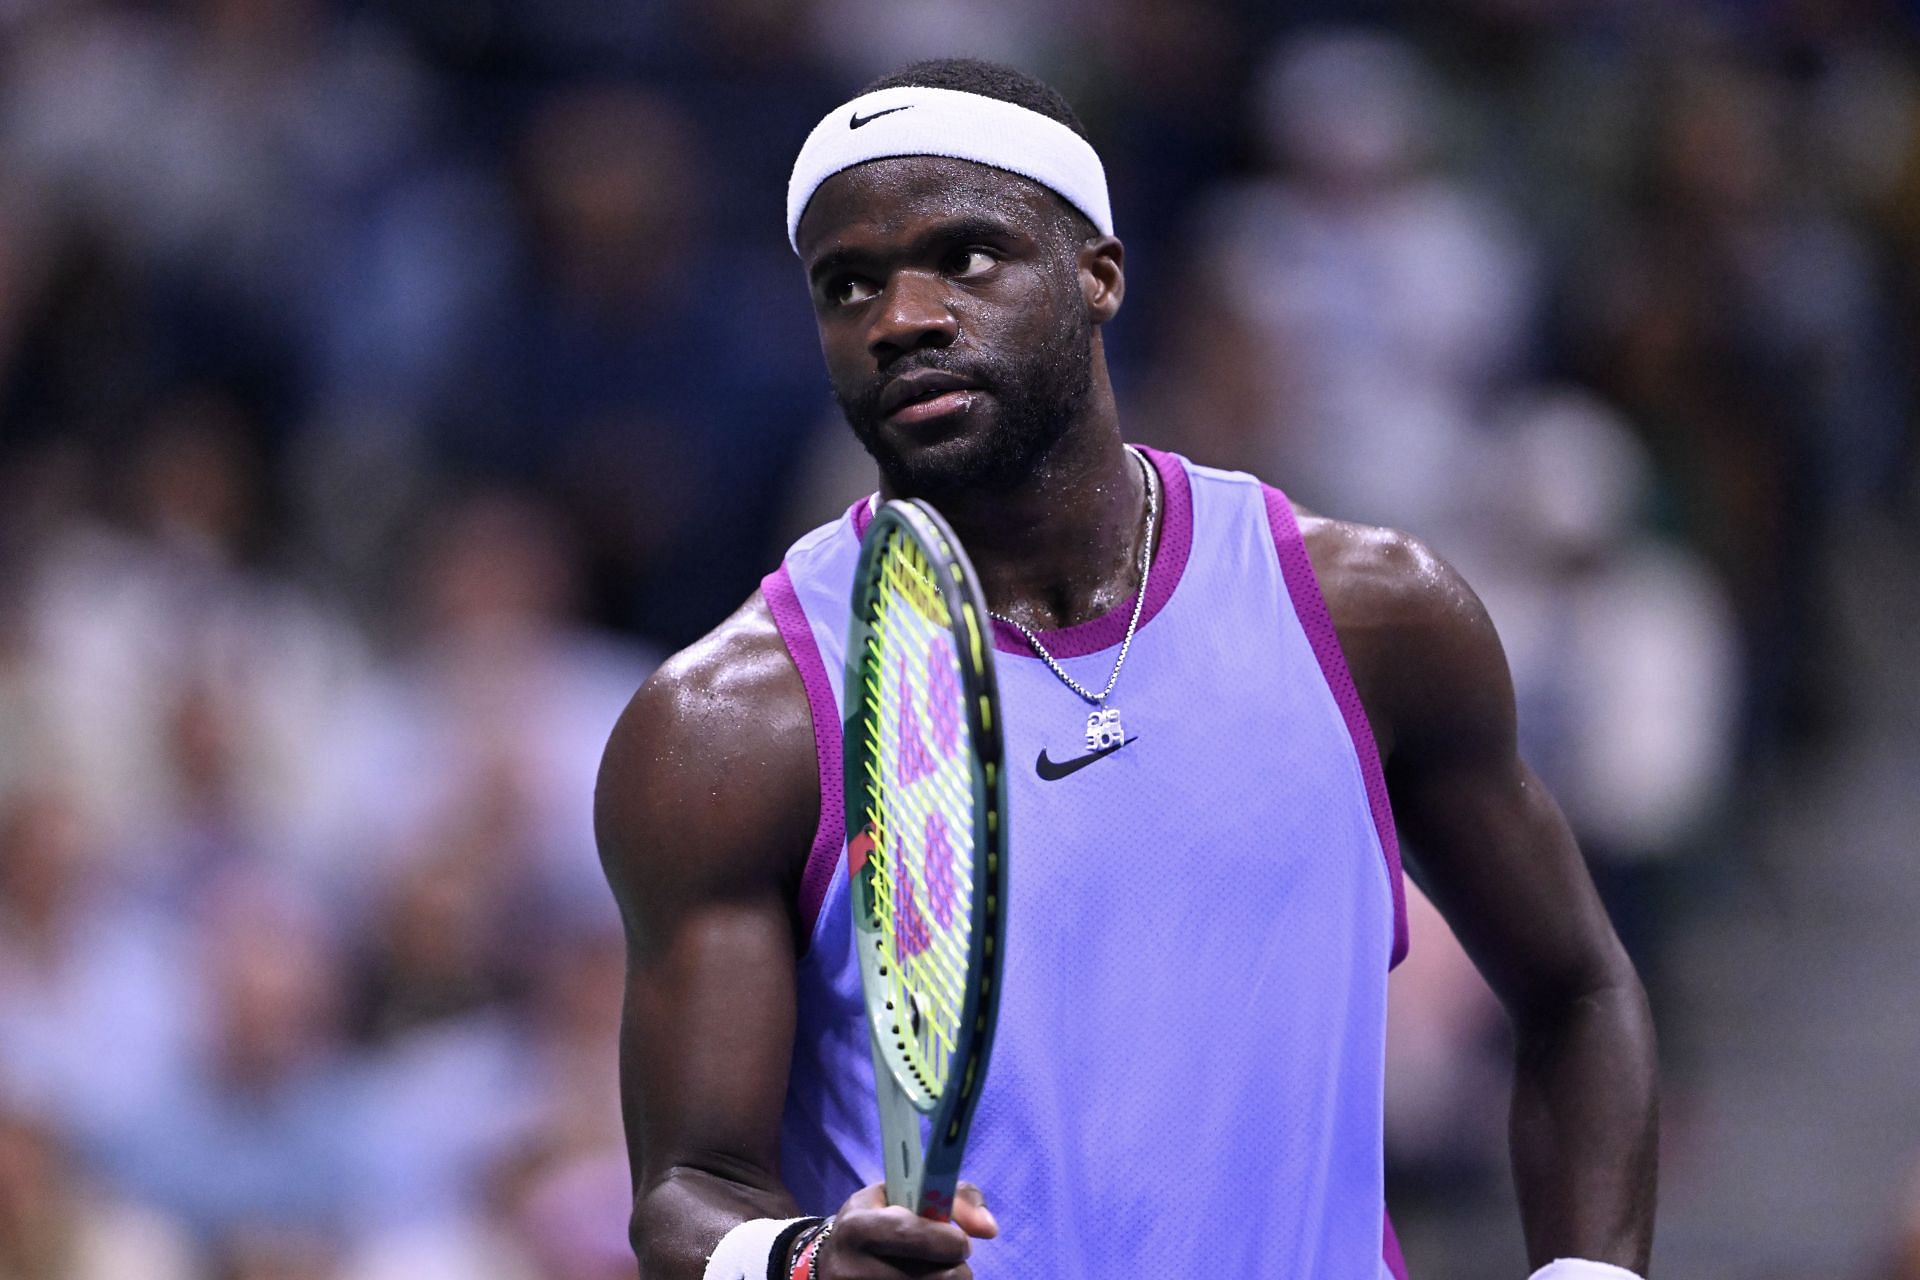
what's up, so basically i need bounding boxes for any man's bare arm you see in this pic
[1311,520,1659,1272]
[597,596,820,1276]
[597,594,997,1280]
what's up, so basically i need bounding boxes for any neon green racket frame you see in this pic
[843,498,1008,1221]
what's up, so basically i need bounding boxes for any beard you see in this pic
[834,298,1094,499]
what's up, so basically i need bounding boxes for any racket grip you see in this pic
[913,1187,954,1222]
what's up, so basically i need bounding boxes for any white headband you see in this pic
[786,85,1113,252]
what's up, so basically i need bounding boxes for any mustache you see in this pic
[847,357,992,422]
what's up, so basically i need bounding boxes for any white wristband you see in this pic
[703,1217,809,1280]
[1530,1261,1646,1280]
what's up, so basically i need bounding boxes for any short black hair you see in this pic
[858,58,1097,244]
[861,58,1091,144]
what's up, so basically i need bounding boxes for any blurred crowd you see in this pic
[3,0,1920,1276]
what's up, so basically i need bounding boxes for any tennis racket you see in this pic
[843,498,1008,1221]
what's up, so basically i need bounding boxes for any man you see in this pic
[596,58,1658,1280]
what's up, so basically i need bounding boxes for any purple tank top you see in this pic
[761,449,1411,1279]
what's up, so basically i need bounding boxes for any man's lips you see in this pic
[886,388,980,427]
[878,369,980,420]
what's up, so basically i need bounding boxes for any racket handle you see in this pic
[913,1186,954,1223]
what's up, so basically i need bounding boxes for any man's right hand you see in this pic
[817,1182,999,1279]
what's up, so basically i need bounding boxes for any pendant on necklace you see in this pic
[1085,706,1125,751]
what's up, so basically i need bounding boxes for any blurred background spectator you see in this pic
[0,1100,199,1280]
[2,2,1918,1277]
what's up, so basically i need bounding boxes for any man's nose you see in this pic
[867,270,958,363]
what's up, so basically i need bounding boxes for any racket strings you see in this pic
[873,628,972,1035]
[862,531,980,1096]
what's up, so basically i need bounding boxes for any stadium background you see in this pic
[3,0,1919,1276]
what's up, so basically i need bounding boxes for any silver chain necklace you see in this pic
[989,445,1157,752]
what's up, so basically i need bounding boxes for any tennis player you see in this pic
[596,59,1658,1280]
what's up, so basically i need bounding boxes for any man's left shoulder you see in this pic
[1293,508,1481,642]
[1293,508,1512,758]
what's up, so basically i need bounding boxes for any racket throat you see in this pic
[868,1030,926,1210]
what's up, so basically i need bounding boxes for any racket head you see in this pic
[843,498,1008,1217]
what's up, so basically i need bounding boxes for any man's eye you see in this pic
[831,277,878,305]
[950,249,996,278]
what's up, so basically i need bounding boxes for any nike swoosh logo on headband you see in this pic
[1034,737,1136,781]
[850,105,913,129]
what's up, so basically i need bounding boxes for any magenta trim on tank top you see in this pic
[847,445,1195,660]
[1260,485,1411,969]
[1384,1213,1409,1279]
[761,565,845,939]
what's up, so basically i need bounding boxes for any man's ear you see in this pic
[1078,236,1125,324]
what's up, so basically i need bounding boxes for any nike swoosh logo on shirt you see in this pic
[1034,737,1137,781]
[850,105,913,128]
